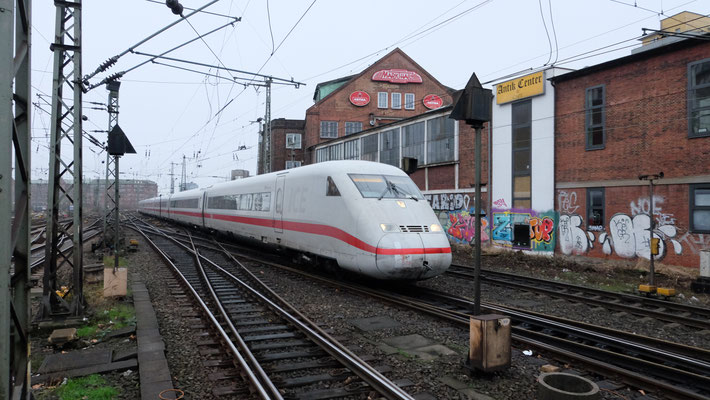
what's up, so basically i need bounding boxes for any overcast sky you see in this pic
[28,0,710,194]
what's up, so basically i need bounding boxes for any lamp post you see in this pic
[639,172,663,289]
[449,73,492,316]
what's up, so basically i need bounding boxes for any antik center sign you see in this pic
[495,71,545,105]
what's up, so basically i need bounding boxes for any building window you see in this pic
[327,143,343,161]
[512,100,531,209]
[285,133,301,149]
[361,134,378,161]
[391,93,402,109]
[345,122,363,136]
[691,184,710,232]
[320,121,338,138]
[285,160,301,169]
[688,58,710,138]
[378,92,388,109]
[427,116,455,164]
[405,93,415,110]
[587,188,605,231]
[402,121,425,164]
[379,128,400,167]
[585,85,605,149]
[316,147,327,162]
[344,139,360,160]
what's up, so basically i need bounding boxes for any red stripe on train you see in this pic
[144,209,451,256]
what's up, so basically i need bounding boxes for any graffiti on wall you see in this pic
[491,209,557,252]
[425,193,488,244]
[558,191,580,214]
[557,194,696,261]
[447,212,489,243]
[558,214,595,255]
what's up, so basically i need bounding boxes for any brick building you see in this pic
[82,179,158,212]
[267,48,490,245]
[551,31,710,267]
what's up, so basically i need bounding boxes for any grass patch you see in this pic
[396,349,414,359]
[102,255,127,268]
[42,374,119,400]
[76,325,99,338]
[75,283,136,340]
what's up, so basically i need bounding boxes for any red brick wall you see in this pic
[554,41,710,268]
[304,49,454,150]
[555,41,710,182]
[270,119,305,172]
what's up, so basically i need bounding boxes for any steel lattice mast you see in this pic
[1,0,32,397]
[103,82,119,249]
[43,0,84,318]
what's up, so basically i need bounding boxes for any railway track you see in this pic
[130,219,415,399]
[133,216,710,399]
[447,263,710,331]
[212,247,710,400]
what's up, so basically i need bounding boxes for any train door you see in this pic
[201,192,207,228]
[274,175,285,233]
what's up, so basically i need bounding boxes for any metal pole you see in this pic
[264,78,272,173]
[114,156,120,272]
[649,179,655,287]
[473,125,482,315]
[43,0,84,318]
[71,2,84,316]
[104,84,119,248]
[1,0,32,396]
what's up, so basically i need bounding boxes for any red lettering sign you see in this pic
[372,69,423,84]
[349,91,370,106]
[423,94,443,109]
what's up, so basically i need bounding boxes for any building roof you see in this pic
[313,75,356,102]
[551,33,710,83]
[308,48,456,110]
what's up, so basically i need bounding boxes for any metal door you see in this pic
[201,191,207,228]
[274,175,285,233]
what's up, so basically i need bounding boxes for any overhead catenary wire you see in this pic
[88,18,240,91]
[83,0,222,85]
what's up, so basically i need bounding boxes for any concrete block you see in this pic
[48,328,77,346]
[701,249,710,278]
[104,267,128,297]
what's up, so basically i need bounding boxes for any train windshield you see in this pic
[349,174,424,200]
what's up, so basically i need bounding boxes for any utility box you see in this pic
[701,249,710,278]
[466,314,511,372]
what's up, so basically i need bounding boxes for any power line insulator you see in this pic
[166,0,183,15]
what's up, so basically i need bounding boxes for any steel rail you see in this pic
[131,219,414,400]
[186,232,284,400]
[221,254,710,400]
[449,263,710,329]
[129,222,274,400]
[207,240,415,400]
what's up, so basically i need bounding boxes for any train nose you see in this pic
[375,233,451,280]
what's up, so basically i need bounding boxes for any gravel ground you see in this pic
[241,260,652,400]
[35,222,707,399]
[128,239,244,400]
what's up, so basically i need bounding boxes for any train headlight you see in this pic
[380,223,400,232]
[430,223,443,232]
[396,200,406,208]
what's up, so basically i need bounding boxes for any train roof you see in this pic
[140,161,408,204]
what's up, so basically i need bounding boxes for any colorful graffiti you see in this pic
[425,193,488,244]
[493,198,508,208]
[557,194,693,261]
[447,212,490,243]
[492,209,557,252]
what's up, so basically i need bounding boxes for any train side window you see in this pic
[326,176,341,196]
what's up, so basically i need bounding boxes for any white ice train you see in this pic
[138,160,451,280]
